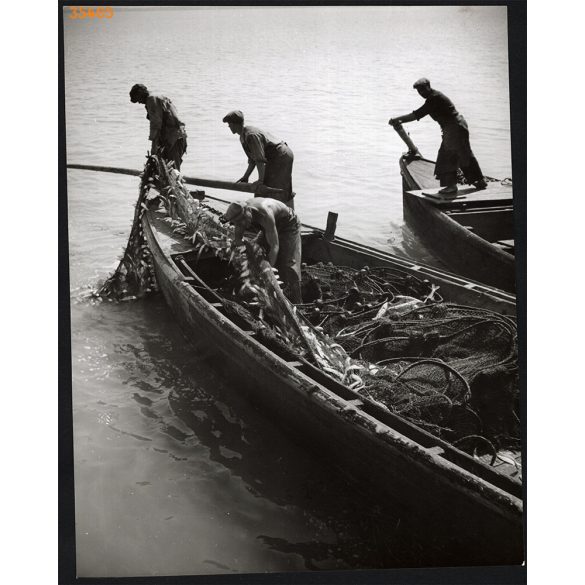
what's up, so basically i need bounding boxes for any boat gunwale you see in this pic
[142,208,523,520]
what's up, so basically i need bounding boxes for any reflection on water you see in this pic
[65,4,512,577]
[72,292,481,576]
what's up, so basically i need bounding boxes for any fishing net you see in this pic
[294,264,519,453]
[98,155,520,472]
[97,156,160,300]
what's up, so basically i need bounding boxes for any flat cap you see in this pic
[413,77,431,88]
[220,201,247,224]
[222,110,244,124]
[129,83,148,102]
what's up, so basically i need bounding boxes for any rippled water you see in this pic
[64,5,512,577]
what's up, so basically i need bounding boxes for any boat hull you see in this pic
[400,157,516,292]
[141,209,523,566]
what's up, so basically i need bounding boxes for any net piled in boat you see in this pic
[300,264,442,306]
[361,359,471,435]
[295,264,519,455]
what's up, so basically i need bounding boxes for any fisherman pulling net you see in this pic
[97,155,520,474]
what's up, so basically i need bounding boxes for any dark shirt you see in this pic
[240,125,282,165]
[413,89,466,129]
[145,95,187,146]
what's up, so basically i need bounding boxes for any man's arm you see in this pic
[233,224,246,244]
[238,160,256,183]
[253,162,266,192]
[241,161,266,193]
[241,133,267,186]
[260,212,280,266]
[389,100,430,126]
[146,97,163,152]
[256,161,266,182]
[389,111,419,126]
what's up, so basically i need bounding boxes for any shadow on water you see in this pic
[103,293,473,570]
[168,383,425,569]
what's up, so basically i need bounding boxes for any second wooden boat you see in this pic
[396,139,516,292]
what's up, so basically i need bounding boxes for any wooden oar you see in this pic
[66,163,286,198]
[66,162,331,234]
[390,122,421,156]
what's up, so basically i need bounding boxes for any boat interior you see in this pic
[152,213,522,493]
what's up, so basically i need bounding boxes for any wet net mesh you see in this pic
[296,265,519,455]
[97,155,521,472]
[97,156,160,300]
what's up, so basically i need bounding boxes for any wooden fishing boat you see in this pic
[140,203,522,567]
[67,161,522,566]
[398,152,516,293]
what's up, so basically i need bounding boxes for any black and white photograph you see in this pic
[59,1,526,581]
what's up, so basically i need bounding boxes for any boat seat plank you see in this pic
[447,206,513,216]
[286,360,305,368]
[406,185,513,209]
[347,399,364,407]
[493,240,515,253]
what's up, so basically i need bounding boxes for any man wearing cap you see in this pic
[130,84,188,171]
[389,78,487,194]
[221,198,302,304]
[222,111,295,208]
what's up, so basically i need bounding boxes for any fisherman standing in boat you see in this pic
[220,198,302,304]
[129,84,188,171]
[222,110,295,208]
[389,78,487,194]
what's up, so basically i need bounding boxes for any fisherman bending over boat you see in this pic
[389,78,487,195]
[220,198,302,304]
[222,110,295,208]
[129,84,188,171]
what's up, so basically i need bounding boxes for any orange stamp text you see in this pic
[68,6,115,19]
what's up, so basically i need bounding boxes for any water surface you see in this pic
[64,5,512,577]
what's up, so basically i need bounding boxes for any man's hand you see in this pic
[237,176,249,183]
[250,181,272,196]
[255,183,274,196]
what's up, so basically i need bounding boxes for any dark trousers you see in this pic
[439,156,484,187]
[259,143,295,208]
[161,137,187,171]
[435,124,483,186]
